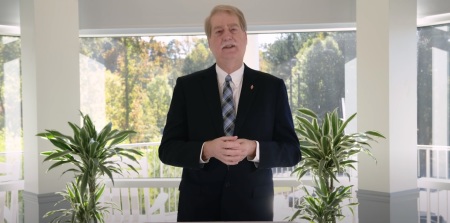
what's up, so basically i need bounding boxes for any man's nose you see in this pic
[222,29,232,40]
[223,35,232,41]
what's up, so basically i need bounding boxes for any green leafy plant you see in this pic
[289,108,385,223]
[37,112,143,223]
[43,180,117,222]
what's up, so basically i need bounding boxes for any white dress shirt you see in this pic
[200,64,260,164]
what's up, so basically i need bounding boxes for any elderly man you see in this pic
[159,4,301,221]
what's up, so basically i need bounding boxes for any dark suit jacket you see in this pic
[158,64,301,221]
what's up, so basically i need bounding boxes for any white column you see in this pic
[20,0,80,221]
[356,0,418,222]
[344,58,357,133]
[244,34,260,70]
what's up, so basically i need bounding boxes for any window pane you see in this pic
[80,32,356,143]
[417,24,450,146]
[259,32,356,121]
[79,31,357,222]
[0,36,23,181]
[80,36,211,143]
[0,35,23,223]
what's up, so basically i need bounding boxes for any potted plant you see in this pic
[37,112,143,223]
[289,108,385,223]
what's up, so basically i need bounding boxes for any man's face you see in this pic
[208,11,247,66]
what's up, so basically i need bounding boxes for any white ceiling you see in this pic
[417,0,450,17]
[1,0,450,35]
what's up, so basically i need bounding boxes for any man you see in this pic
[158,4,301,222]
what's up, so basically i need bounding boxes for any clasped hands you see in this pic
[202,136,256,165]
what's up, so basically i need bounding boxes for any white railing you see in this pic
[0,151,23,223]
[417,145,450,223]
[2,144,449,222]
[104,142,304,222]
[103,142,358,223]
[101,177,307,222]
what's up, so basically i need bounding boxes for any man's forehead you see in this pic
[212,23,240,30]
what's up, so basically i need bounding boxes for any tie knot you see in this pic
[225,75,232,82]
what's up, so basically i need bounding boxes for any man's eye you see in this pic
[215,30,223,35]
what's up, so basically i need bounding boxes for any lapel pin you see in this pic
[250,85,254,90]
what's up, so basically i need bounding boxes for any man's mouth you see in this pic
[222,42,236,49]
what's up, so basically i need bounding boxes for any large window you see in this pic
[417,24,450,147]
[79,32,357,221]
[0,35,23,223]
[417,24,450,179]
[1,24,444,222]
[417,24,450,223]
[80,31,357,143]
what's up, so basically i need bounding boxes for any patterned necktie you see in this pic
[222,75,236,136]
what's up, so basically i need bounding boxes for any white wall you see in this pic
[78,0,356,35]
[0,0,20,26]
[3,0,450,36]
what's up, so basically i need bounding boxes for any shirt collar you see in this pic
[216,64,244,86]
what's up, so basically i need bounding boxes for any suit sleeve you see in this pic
[158,77,204,169]
[258,79,302,168]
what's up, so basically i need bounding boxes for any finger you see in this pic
[222,148,242,157]
[221,152,241,161]
[224,159,240,165]
[221,136,238,141]
[235,138,250,144]
[229,154,246,162]
[223,141,240,149]
[218,156,239,165]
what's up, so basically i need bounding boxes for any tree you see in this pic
[81,36,175,143]
[0,36,21,157]
[0,36,21,131]
[262,33,305,80]
[331,32,356,64]
[261,33,317,110]
[182,38,214,74]
[295,35,345,119]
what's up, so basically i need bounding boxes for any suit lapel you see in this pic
[201,66,224,136]
[234,66,258,136]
